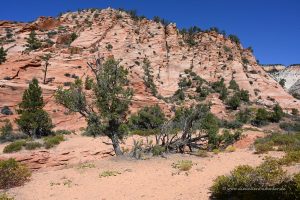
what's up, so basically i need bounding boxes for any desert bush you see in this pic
[3,140,26,153]
[251,108,270,126]
[84,75,93,90]
[172,160,193,171]
[236,108,252,124]
[228,34,240,44]
[228,79,239,91]
[227,93,241,110]
[254,132,300,153]
[174,89,185,101]
[221,120,243,129]
[99,170,121,178]
[280,122,300,132]
[210,158,300,199]
[0,193,14,200]
[269,104,284,123]
[152,145,165,156]
[24,141,42,150]
[279,150,300,165]
[225,145,236,152]
[43,134,64,149]
[0,120,13,138]
[254,142,274,154]
[279,79,286,88]
[292,108,299,116]
[239,89,250,102]
[0,158,31,189]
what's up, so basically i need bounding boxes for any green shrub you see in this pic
[43,135,64,149]
[270,104,284,123]
[3,140,26,153]
[152,145,165,156]
[213,149,221,154]
[0,159,31,189]
[252,108,270,126]
[129,105,166,132]
[228,34,240,44]
[0,120,13,138]
[84,75,93,90]
[236,108,252,123]
[210,158,299,199]
[24,141,42,150]
[279,79,286,88]
[292,108,299,116]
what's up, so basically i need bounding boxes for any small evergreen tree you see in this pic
[229,79,239,91]
[56,58,133,155]
[239,89,250,102]
[252,108,270,126]
[40,54,51,84]
[227,93,241,110]
[0,47,7,64]
[270,104,284,123]
[142,58,157,96]
[25,31,42,51]
[279,79,286,88]
[16,78,53,138]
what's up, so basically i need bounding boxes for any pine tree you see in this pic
[0,47,7,64]
[16,78,53,138]
[25,31,42,51]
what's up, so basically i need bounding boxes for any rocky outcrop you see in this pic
[0,8,299,130]
[290,79,300,96]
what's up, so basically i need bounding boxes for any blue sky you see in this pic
[1,0,299,65]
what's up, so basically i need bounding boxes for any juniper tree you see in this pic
[55,58,133,155]
[25,31,42,51]
[16,78,54,138]
[0,47,7,64]
[142,58,157,96]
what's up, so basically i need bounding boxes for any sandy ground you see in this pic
[0,131,286,200]
[5,149,283,200]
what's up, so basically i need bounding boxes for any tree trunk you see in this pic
[110,133,123,156]
[43,64,48,84]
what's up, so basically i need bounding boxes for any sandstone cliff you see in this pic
[0,8,299,130]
